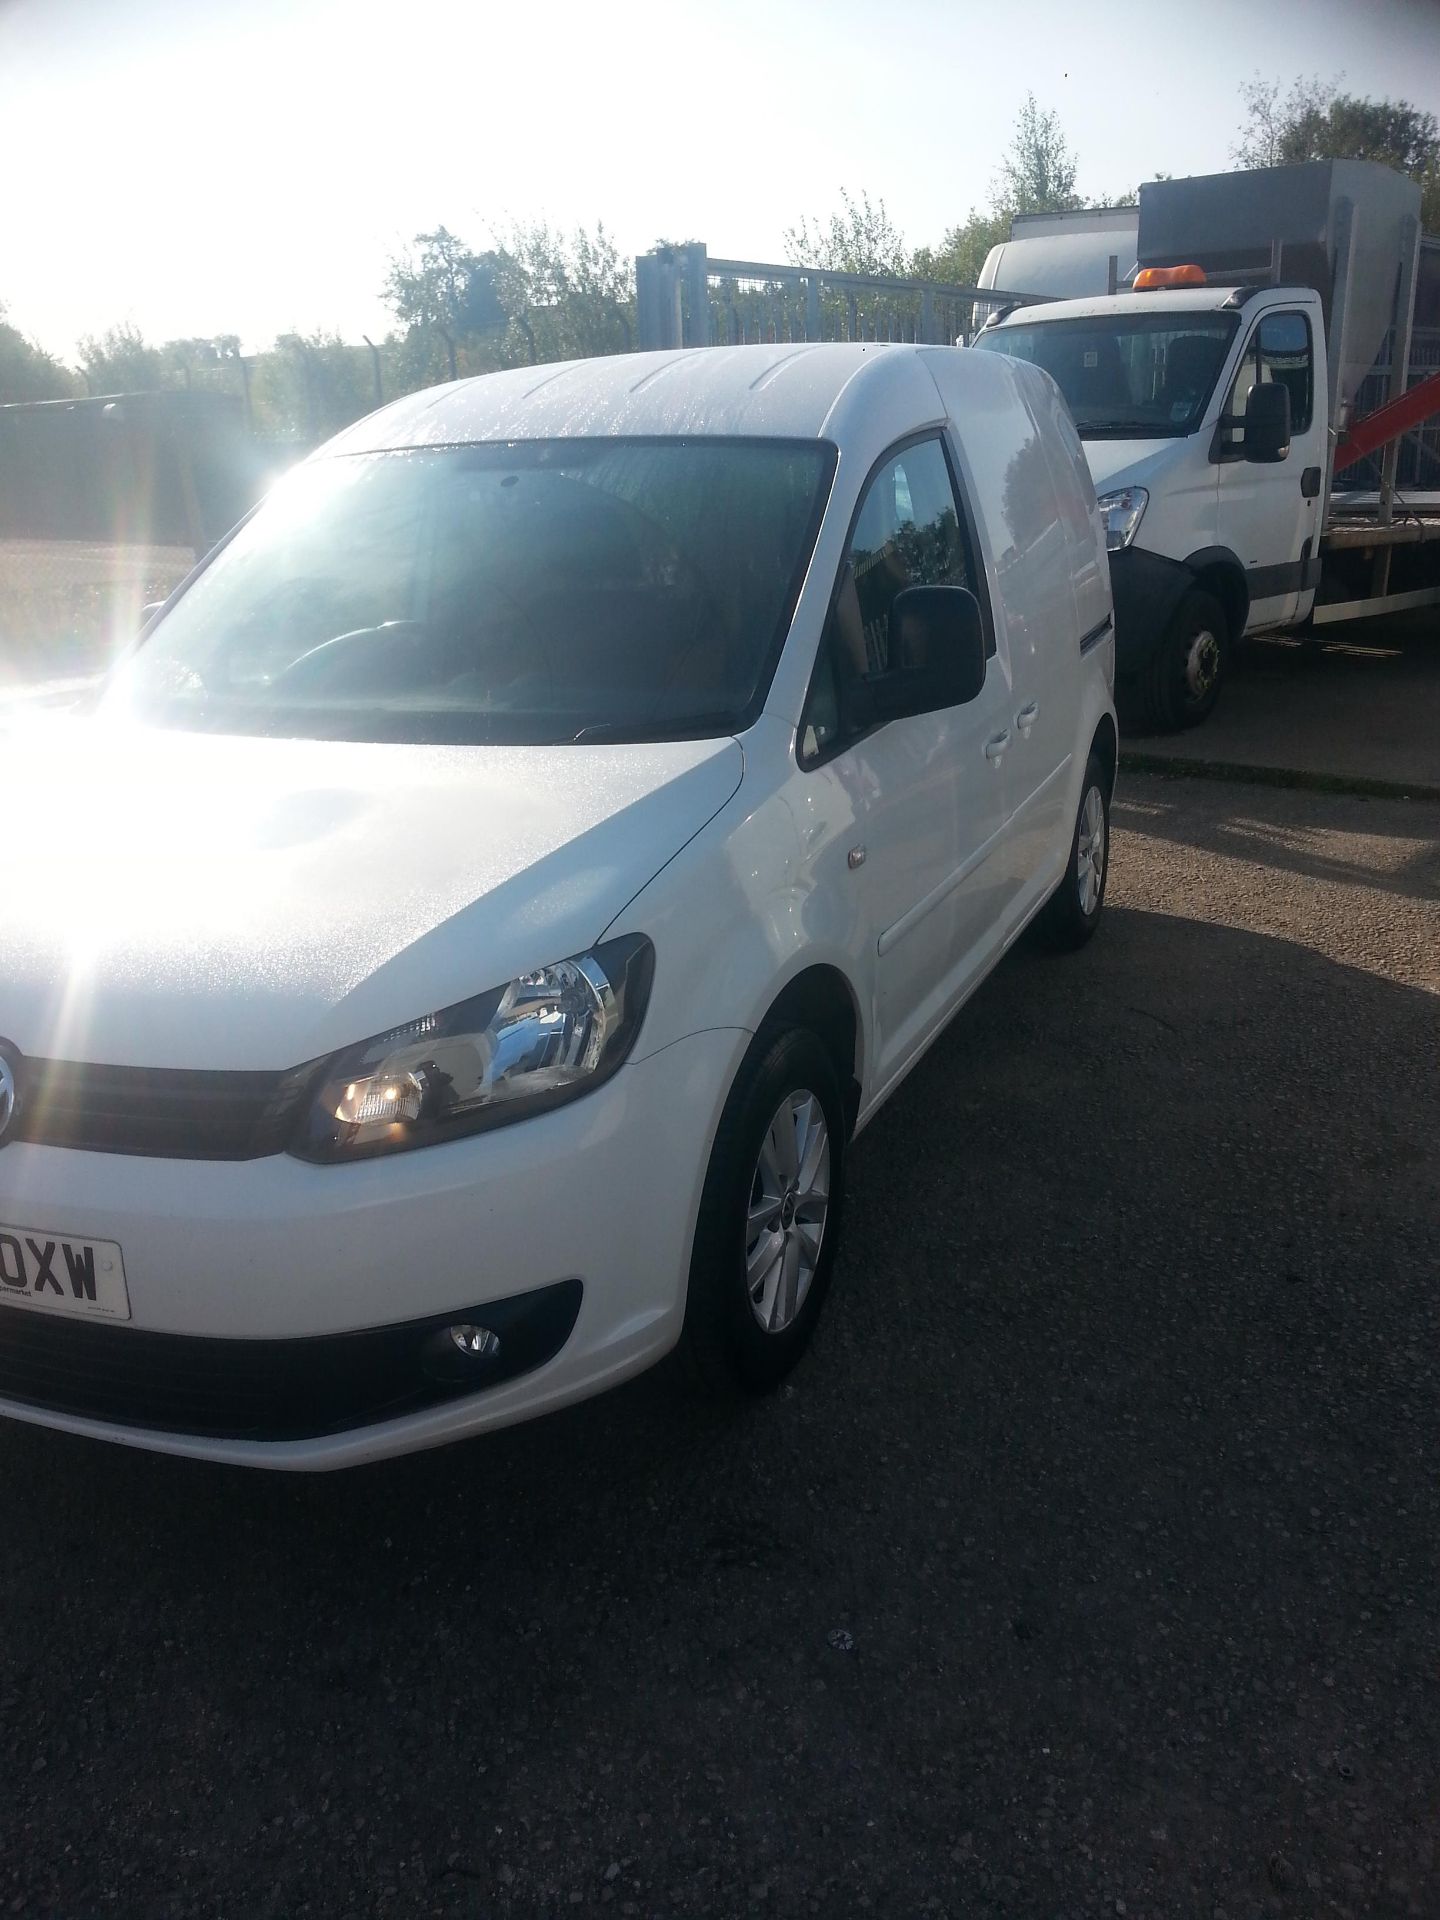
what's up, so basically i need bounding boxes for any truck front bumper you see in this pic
[1108,547,1193,679]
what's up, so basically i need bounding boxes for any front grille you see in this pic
[13,1058,319,1159]
[0,1280,583,1440]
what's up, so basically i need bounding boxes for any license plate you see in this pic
[0,1225,130,1322]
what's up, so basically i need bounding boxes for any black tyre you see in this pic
[680,1026,846,1395]
[1036,751,1111,951]
[1137,588,1228,732]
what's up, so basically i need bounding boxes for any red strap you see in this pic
[1332,368,1440,473]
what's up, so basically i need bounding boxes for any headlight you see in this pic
[290,934,654,1162]
[1096,486,1149,552]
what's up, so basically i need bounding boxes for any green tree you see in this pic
[383,226,497,381]
[158,335,254,402]
[793,96,1089,302]
[1233,74,1329,168]
[77,322,167,393]
[913,211,1009,290]
[0,304,76,400]
[912,96,1090,292]
[995,93,1082,217]
[1234,74,1440,225]
[374,325,460,401]
[784,188,911,275]
[384,220,635,377]
[250,332,374,441]
[495,220,634,363]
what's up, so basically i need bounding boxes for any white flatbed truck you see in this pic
[974,160,1440,729]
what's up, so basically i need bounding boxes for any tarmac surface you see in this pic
[0,770,1436,1919]
[1129,615,1440,794]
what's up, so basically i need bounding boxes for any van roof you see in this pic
[321,342,1013,454]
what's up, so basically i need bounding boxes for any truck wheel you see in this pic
[1037,751,1110,951]
[1141,589,1228,732]
[680,1027,846,1396]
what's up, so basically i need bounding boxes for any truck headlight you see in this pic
[289,934,654,1162]
[1096,486,1149,552]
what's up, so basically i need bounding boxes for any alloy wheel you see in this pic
[1077,784,1106,916]
[745,1089,831,1334]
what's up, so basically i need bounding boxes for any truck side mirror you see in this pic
[856,586,988,726]
[1244,382,1291,464]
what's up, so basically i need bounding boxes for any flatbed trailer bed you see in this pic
[1313,509,1440,624]
[1323,514,1440,548]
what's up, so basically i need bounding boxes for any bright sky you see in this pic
[2,0,1438,359]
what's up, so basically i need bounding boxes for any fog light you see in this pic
[447,1324,501,1361]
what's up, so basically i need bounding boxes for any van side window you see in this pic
[800,437,983,763]
[1226,311,1313,446]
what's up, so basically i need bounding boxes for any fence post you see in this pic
[920,287,935,344]
[805,275,820,341]
[288,338,318,443]
[637,251,685,350]
[361,335,384,408]
[683,244,710,346]
[170,406,208,558]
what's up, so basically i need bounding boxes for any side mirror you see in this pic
[860,585,988,725]
[1244,382,1291,463]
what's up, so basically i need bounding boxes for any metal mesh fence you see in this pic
[638,246,999,351]
[704,271,979,347]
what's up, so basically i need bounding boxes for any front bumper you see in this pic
[0,1026,744,1468]
[0,1279,584,1441]
[1107,546,1193,678]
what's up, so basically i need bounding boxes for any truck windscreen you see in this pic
[975,311,1239,439]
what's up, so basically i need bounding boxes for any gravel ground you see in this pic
[1,771,1437,1920]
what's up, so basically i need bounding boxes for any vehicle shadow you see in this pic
[2,907,1438,1916]
[1113,774,1440,905]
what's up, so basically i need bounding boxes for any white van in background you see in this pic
[979,206,1140,306]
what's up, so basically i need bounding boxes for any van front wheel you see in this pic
[1140,588,1228,732]
[680,1027,846,1396]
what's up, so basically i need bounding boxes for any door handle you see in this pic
[1301,466,1322,498]
[1015,701,1039,735]
[984,730,1011,762]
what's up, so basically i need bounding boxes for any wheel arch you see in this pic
[1089,711,1118,797]
[1182,547,1249,642]
[758,964,865,1138]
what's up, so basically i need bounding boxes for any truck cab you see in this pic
[975,277,1330,729]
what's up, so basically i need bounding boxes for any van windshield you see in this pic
[975,311,1238,439]
[100,438,836,745]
